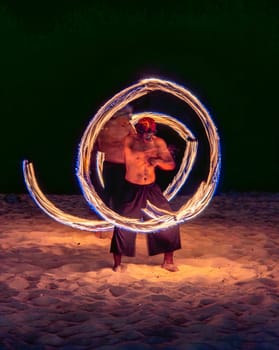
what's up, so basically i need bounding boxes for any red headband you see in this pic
[135,117,156,134]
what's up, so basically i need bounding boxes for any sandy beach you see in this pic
[1,192,279,350]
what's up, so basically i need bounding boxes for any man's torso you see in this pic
[125,135,160,185]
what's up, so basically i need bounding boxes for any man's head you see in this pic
[135,117,156,141]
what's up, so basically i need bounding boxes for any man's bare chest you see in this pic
[131,140,158,153]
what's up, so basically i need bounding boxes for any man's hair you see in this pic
[135,117,156,134]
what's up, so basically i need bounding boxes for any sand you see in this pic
[0,192,279,350]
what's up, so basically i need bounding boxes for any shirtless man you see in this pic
[110,117,181,272]
[96,105,135,211]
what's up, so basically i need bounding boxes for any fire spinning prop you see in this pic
[23,78,221,232]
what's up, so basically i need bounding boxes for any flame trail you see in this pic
[23,77,221,233]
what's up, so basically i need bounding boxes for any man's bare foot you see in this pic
[161,263,179,272]
[112,264,127,272]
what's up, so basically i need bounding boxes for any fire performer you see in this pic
[110,117,181,272]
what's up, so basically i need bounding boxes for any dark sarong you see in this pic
[102,161,126,211]
[110,181,181,256]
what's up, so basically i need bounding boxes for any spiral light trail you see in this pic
[23,77,221,233]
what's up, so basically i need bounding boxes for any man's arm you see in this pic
[149,138,175,170]
[96,124,121,152]
[123,134,134,160]
[95,130,105,152]
[127,123,136,136]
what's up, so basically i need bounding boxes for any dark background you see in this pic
[1,1,278,195]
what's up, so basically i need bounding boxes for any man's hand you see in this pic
[148,157,159,166]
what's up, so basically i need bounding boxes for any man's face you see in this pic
[135,117,156,141]
[141,131,154,142]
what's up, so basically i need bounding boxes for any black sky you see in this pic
[1,1,278,194]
